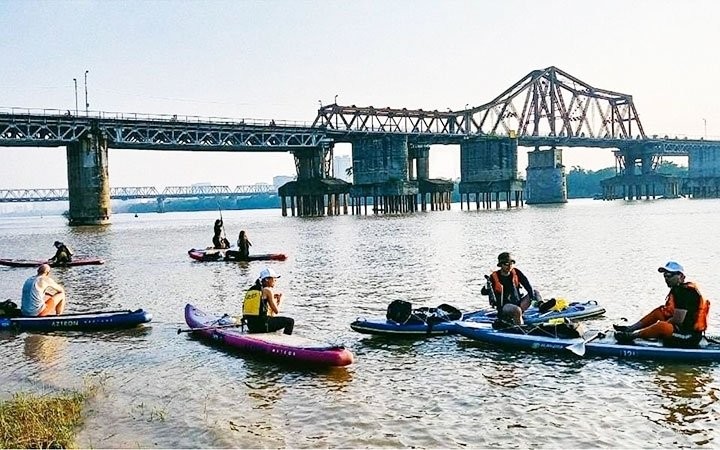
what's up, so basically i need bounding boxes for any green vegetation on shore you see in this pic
[0,387,94,449]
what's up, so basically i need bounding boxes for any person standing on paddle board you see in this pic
[20,264,66,317]
[49,241,73,264]
[613,261,710,347]
[242,267,294,335]
[482,252,542,325]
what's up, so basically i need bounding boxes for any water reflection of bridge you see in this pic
[0,184,276,203]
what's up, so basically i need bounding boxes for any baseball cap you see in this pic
[658,261,684,274]
[259,267,280,280]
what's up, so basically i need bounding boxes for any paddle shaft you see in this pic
[38,309,133,317]
[177,323,241,334]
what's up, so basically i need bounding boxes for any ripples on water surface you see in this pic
[1,199,719,448]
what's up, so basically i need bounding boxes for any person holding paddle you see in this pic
[212,219,230,249]
[482,252,542,325]
[20,264,66,317]
[613,261,710,347]
[242,267,294,335]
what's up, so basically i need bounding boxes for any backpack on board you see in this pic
[386,300,413,324]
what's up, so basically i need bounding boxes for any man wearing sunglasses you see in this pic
[482,252,542,325]
[613,261,710,347]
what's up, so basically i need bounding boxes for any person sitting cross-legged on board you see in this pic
[481,252,542,325]
[613,261,710,347]
[242,267,294,335]
[21,264,66,317]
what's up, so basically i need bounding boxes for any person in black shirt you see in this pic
[614,261,709,347]
[49,241,73,264]
[212,219,230,249]
[482,252,542,324]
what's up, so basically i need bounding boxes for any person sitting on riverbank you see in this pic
[21,264,66,317]
[613,261,710,347]
[49,241,73,264]
[481,252,542,325]
[242,267,294,335]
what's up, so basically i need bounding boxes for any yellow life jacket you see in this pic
[242,288,266,318]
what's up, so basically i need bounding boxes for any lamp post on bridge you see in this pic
[334,94,338,105]
[703,118,707,138]
[84,70,89,114]
[73,78,78,115]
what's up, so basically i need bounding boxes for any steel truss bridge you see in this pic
[1,66,718,174]
[0,184,276,203]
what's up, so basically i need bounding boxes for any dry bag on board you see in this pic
[386,300,413,324]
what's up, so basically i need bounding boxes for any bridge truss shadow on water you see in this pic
[2,66,720,225]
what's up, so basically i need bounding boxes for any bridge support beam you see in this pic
[350,136,419,214]
[459,137,524,210]
[66,131,111,225]
[525,147,567,204]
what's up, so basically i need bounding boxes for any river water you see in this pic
[1,198,719,448]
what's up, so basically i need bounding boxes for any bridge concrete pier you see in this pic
[600,145,678,200]
[409,144,453,211]
[350,135,419,214]
[601,174,679,200]
[684,145,720,198]
[66,131,111,225]
[459,138,525,209]
[279,147,351,217]
[525,147,567,204]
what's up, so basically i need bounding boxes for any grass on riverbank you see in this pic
[0,386,93,449]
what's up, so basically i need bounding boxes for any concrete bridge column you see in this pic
[350,136,418,214]
[526,147,567,204]
[66,131,111,225]
[409,144,430,181]
[458,137,524,209]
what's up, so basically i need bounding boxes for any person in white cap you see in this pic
[613,261,710,347]
[241,267,294,335]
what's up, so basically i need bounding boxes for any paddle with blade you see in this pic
[565,330,605,356]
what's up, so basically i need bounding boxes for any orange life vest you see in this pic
[663,282,710,332]
[490,269,520,303]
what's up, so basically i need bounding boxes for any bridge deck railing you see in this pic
[0,107,313,129]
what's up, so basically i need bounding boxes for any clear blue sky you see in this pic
[1,0,718,189]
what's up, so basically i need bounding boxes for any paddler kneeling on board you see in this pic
[49,240,73,264]
[20,264,66,317]
[242,267,294,335]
